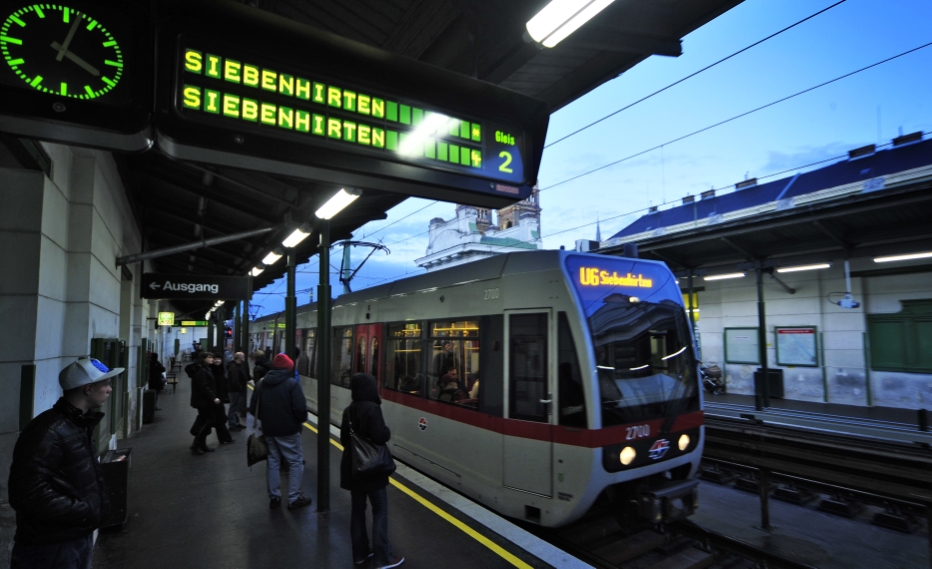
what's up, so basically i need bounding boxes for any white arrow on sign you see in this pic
[149,282,161,290]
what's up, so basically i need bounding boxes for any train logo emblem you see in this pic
[418,417,428,431]
[648,439,670,460]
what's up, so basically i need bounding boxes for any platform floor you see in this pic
[91,368,586,569]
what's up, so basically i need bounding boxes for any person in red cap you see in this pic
[249,353,312,510]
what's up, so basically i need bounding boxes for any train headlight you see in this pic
[620,446,636,465]
[678,434,690,451]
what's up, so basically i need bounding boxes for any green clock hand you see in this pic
[50,42,101,76]
[55,14,83,62]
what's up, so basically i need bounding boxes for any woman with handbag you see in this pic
[340,373,404,569]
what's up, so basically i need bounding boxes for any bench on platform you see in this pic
[166,372,179,393]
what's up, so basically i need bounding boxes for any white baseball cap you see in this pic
[59,358,124,390]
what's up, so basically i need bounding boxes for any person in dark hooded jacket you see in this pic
[250,353,312,510]
[340,373,404,569]
[187,352,234,454]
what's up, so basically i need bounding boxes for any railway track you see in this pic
[539,509,817,569]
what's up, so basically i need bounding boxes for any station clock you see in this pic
[1,4,124,100]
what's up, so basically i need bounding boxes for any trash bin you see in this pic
[754,368,784,399]
[100,448,131,528]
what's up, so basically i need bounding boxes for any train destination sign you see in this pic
[178,320,209,327]
[156,0,549,208]
[141,273,249,301]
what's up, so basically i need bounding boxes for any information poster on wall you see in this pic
[775,327,818,367]
[725,327,760,364]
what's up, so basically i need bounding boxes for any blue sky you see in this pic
[250,0,932,318]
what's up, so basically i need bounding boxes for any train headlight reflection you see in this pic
[620,446,636,465]
[678,434,690,451]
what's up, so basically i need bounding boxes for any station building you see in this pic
[599,133,932,409]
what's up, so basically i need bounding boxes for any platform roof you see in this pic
[600,136,932,278]
[2,0,745,319]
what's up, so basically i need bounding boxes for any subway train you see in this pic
[252,250,704,528]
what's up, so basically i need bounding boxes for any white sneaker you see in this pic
[377,555,404,569]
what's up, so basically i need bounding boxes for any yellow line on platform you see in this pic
[297,406,530,567]
[248,384,530,568]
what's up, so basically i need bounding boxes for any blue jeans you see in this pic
[266,433,304,503]
[227,392,243,427]
[11,534,93,569]
[351,487,391,566]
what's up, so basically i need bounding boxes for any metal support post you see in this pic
[756,267,770,409]
[317,220,332,513]
[233,303,240,351]
[759,467,771,530]
[286,248,296,360]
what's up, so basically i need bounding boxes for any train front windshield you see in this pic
[565,255,700,426]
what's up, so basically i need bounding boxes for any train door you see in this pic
[502,310,553,497]
[354,324,383,385]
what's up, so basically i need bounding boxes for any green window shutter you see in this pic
[868,320,906,371]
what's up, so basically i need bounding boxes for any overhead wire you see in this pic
[544,0,848,149]
[540,40,932,192]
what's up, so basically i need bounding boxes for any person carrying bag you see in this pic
[340,373,404,569]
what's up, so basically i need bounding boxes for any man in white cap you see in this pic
[7,357,120,569]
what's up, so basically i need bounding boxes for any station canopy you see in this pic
[0,0,745,318]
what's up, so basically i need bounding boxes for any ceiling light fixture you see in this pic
[262,251,283,265]
[251,266,264,277]
[526,0,616,48]
[315,188,361,220]
[777,263,831,273]
[704,272,746,281]
[282,226,311,248]
[874,251,932,263]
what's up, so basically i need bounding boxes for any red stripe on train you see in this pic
[380,389,703,448]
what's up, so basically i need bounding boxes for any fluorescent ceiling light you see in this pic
[874,251,932,263]
[282,227,310,248]
[704,272,746,281]
[316,188,361,220]
[251,266,264,277]
[398,112,457,156]
[662,346,687,360]
[262,251,282,265]
[526,0,616,48]
[777,263,831,273]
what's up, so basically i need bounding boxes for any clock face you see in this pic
[1,4,124,100]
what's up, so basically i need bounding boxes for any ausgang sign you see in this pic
[155,0,549,208]
[141,273,249,300]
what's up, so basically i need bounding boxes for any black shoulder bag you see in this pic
[246,380,268,467]
[348,408,396,480]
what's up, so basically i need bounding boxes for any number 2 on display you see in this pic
[498,151,513,173]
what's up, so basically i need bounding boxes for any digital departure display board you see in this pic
[0,0,153,151]
[156,0,549,208]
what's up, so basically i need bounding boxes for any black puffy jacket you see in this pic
[340,373,392,493]
[187,362,217,408]
[250,369,308,437]
[8,398,111,545]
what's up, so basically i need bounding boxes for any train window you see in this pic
[557,312,587,428]
[591,302,699,426]
[508,313,548,422]
[370,337,379,381]
[356,335,367,374]
[332,327,353,388]
[304,329,317,378]
[385,323,424,395]
[429,319,480,406]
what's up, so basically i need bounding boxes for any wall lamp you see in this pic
[316,188,361,220]
[875,251,932,263]
[777,263,831,273]
[704,272,746,281]
[526,0,616,48]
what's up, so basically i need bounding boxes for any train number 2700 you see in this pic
[626,425,650,440]
[483,288,500,300]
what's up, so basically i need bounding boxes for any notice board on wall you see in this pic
[775,326,818,367]
[724,327,760,364]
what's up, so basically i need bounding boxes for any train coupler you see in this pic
[638,479,699,524]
